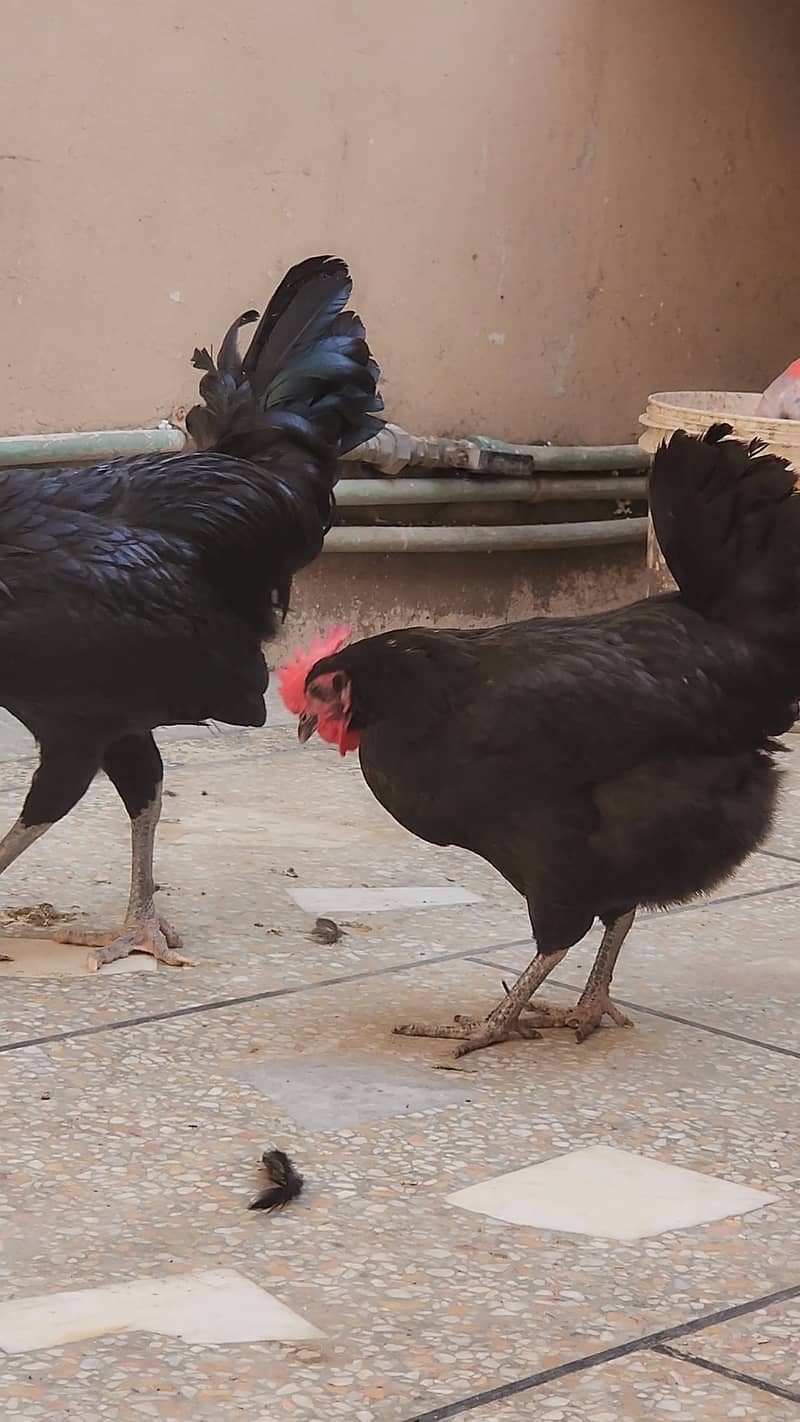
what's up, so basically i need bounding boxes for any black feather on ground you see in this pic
[248,1149,305,1212]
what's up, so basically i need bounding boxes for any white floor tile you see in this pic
[0,1268,323,1353]
[447,1144,777,1241]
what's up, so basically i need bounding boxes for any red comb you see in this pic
[277,625,351,714]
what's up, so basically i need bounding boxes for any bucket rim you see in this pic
[639,390,800,445]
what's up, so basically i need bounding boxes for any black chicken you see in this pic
[0,256,382,969]
[286,425,800,1055]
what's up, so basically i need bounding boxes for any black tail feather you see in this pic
[243,256,352,392]
[650,424,800,624]
[217,308,259,377]
[185,256,383,460]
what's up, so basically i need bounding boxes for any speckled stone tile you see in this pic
[1,726,798,1050]
[761,744,800,861]
[1,725,798,1420]
[0,957,797,1419]
[233,1050,477,1130]
[0,729,530,1043]
[482,886,800,1056]
[451,1351,800,1420]
[288,885,484,913]
[607,892,800,1054]
[668,1297,800,1395]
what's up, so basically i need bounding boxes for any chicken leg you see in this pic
[394,948,569,1057]
[519,910,635,1042]
[0,733,100,909]
[55,733,191,970]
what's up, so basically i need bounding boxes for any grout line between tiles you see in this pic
[401,1283,800,1422]
[3,867,799,1054]
[757,847,800,866]
[2,865,798,1057]
[469,957,800,1061]
[662,878,800,915]
[653,1343,800,1405]
[0,938,528,1054]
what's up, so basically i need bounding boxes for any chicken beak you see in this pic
[297,712,318,744]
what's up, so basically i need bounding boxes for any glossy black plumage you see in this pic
[1,256,382,737]
[306,427,800,1023]
[0,255,382,964]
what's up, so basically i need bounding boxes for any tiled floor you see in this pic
[0,716,797,1420]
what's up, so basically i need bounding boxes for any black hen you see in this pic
[289,425,800,1055]
[0,256,382,969]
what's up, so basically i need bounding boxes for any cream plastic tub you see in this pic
[639,390,800,593]
[639,390,800,464]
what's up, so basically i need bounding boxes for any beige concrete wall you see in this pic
[1,0,798,444]
[278,545,648,651]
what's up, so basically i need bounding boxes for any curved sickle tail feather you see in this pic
[185,255,384,463]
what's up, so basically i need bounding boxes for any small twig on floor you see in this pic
[0,902,75,928]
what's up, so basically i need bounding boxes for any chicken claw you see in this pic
[55,913,192,971]
[520,992,633,1043]
[394,947,568,1056]
[394,1010,543,1056]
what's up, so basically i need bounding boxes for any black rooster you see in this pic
[287,426,800,1055]
[0,256,382,969]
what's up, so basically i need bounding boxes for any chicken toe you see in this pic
[55,912,192,970]
[519,909,637,1041]
[569,991,633,1043]
[520,991,633,1041]
[393,947,568,1056]
[393,1011,543,1055]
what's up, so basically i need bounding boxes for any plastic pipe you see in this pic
[342,424,651,476]
[336,476,646,505]
[324,519,647,553]
[0,427,186,468]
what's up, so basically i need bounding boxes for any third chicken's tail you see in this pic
[650,423,800,653]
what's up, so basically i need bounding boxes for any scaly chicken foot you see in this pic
[519,993,633,1042]
[54,910,190,970]
[393,948,568,1056]
[53,793,192,971]
[518,910,636,1043]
